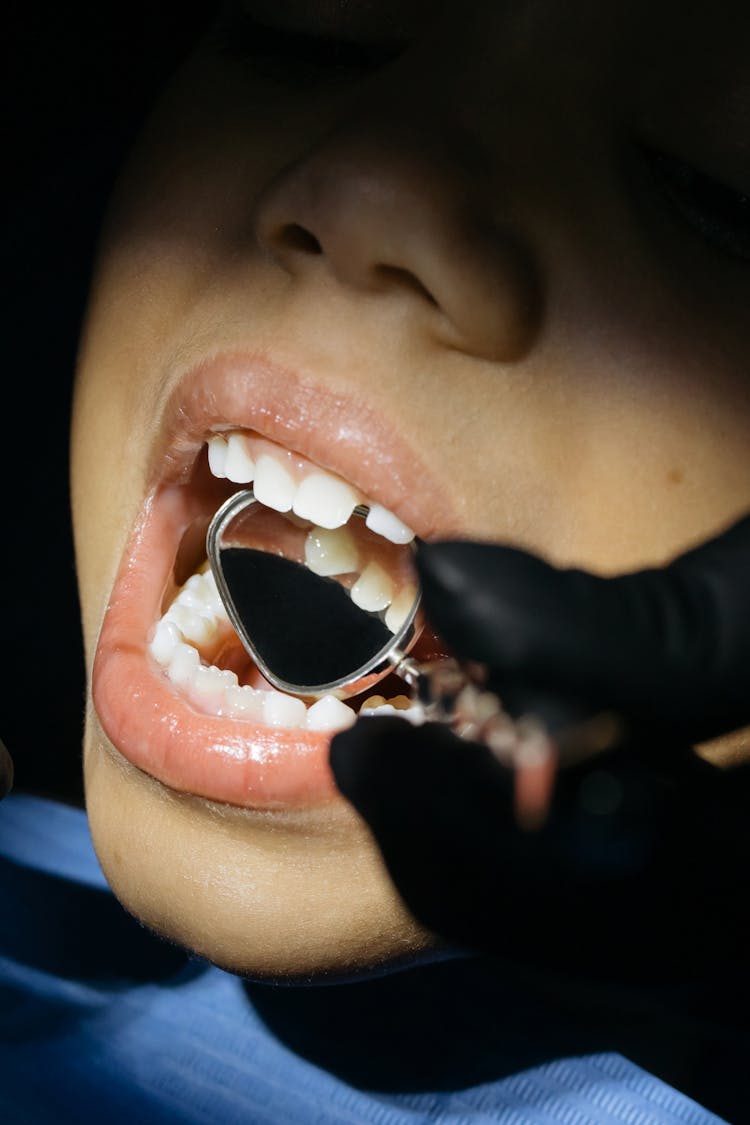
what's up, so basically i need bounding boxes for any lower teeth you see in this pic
[148,565,423,732]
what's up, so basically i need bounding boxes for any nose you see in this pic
[253,120,541,362]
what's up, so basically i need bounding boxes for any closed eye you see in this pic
[643,146,750,262]
[215,5,406,86]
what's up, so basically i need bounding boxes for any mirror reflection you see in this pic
[207,493,422,695]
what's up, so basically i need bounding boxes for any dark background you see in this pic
[5,5,211,803]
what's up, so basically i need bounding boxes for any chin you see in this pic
[83,697,437,983]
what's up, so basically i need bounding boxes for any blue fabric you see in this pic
[0,794,733,1124]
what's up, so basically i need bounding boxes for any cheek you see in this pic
[72,311,155,647]
[93,46,320,273]
[428,352,750,574]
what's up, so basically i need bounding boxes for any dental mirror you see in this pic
[206,490,423,699]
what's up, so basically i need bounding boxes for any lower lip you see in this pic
[92,484,340,809]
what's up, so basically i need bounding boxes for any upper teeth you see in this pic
[253,455,297,512]
[365,504,416,545]
[221,432,256,483]
[292,473,360,529]
[207,431,414,544]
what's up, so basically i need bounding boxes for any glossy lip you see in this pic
[92,351,459,809]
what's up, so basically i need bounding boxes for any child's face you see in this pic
[71,0,750,978]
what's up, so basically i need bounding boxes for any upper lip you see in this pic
[148,349,461,539]
[91,347,459,809]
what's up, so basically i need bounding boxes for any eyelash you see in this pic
[643,147,750,263]
[216,7,404,85]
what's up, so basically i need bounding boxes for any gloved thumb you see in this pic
[415,531,750,745]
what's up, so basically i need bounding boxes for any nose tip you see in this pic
[253,125,542,363]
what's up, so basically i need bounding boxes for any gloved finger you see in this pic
[331,716,530,955]
[331,720,659,952]
[415,522,750,745]
[330,716,738,978]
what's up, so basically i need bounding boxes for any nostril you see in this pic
[374,264,439,307]
[277,223,323,255]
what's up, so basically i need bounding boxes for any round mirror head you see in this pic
[206,490,423,699]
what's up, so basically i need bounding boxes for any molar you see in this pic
[359,694,413,713]
[191,664,238,711]
[359,695,387,711]
[224,683,265,720]
[359,695,426,725]
[165,643,200,686]
[163,603,218,647]
[149,618,182,665]
[192,570,227,618]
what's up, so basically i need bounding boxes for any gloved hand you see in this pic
[330,514,750,982]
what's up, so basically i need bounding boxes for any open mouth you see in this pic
[150,430,427,728]
[91,354,453,809]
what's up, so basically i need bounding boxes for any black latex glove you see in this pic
[330,514,750,981]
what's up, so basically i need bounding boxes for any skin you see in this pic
[71,0,750,978]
